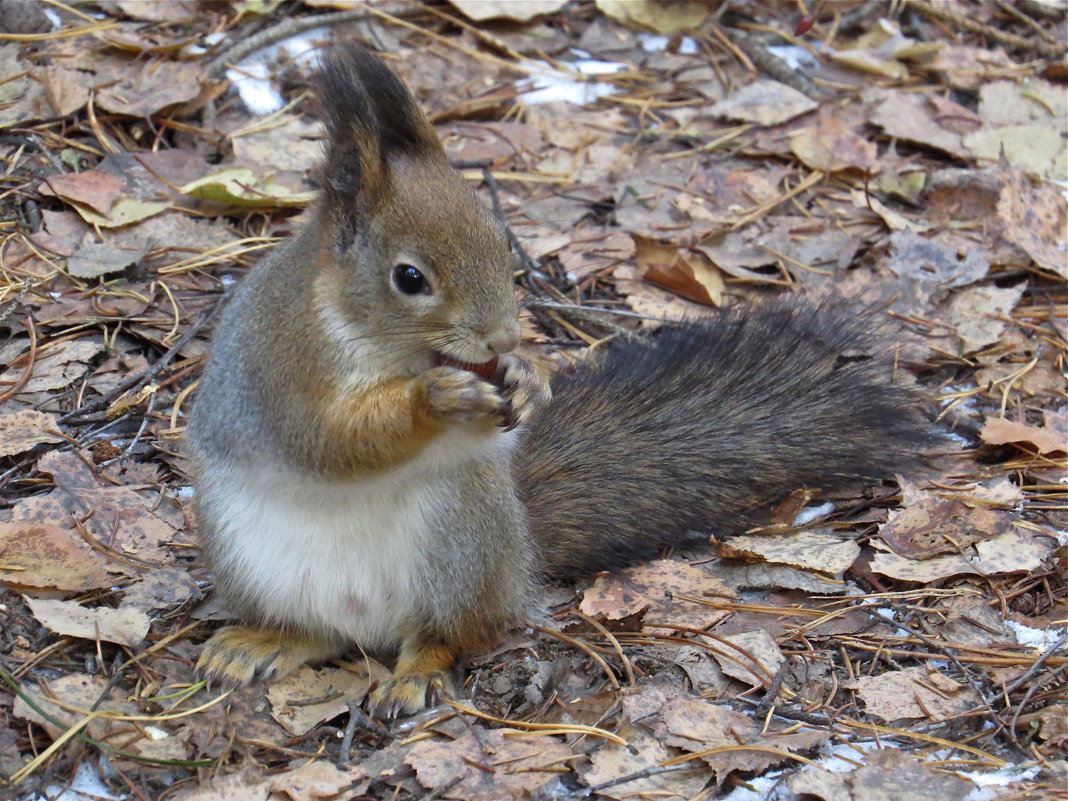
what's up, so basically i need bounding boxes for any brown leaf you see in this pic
[0,522,115,591]
[580,559,735,630]
[38,170,123,216]
[710,629,784,688]
[885,230,988,287]
[95,60,206,117]
[867,89,971,159]
[947,283,1026,352]
[405,728,572,801]
[848,665,981,723]
[634,235,725,306]
[790,109,879,173]
[23,595,151,646]
[877,479,1012,559]
[708,79,817,127]
[267,663,388,736]
[0,409,63,457]
[716,530,860,576]
[980,417,1065,454]
[996,167,1068,277]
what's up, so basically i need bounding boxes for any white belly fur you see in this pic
[201,425,517,651]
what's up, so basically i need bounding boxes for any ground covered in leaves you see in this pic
[1,0,1066,799]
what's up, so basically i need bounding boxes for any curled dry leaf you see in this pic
[980,417,1065,454]
[633,235,725,306]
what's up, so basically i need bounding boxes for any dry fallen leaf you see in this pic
[996,167,1068,278]
[980,417,1065,454]
[266,662,388,736]
[595,0,708,34]
[708,80,818,127]
[0,522,115,591]
[405,727,573,801]
[711,629,784,688]
[947,283,1026,352]
[580,559,735,630]
[790,109,879,173]
[0,409,63,456]
[715,530,861,576]
[634,235,726,306]
[847,665,982,723]
[446,0,567,22]
[23,594,151,646]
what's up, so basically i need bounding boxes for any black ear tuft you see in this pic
[317,43,440,161]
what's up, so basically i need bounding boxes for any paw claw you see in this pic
[368,670,453,719]
[196,626,340,688]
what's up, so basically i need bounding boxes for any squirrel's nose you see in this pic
[485,322,520,355]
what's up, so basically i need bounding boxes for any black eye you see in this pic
[392,264,429,295]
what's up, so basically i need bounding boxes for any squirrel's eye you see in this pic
[392,264,429,295]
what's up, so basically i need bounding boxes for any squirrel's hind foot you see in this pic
[368,638,462,718]
[197,625,342,687]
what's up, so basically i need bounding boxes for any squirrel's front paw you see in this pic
[423,366,506,425]
[499,353,552,429]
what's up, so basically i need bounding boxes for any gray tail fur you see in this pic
[515,302,934,580]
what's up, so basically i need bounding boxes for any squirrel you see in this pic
[187,43,932,717]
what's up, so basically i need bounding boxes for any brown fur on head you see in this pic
[314,43,520,373]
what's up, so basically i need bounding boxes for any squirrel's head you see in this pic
[312,43,519,374]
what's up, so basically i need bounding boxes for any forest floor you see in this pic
[0,1,1066,799]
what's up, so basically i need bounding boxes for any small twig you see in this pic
[1009,663,1067,737]
[338,699,390,764]
[59,301,224,424]
[1004,633,1067,696]
[0,314,37,404]
[207,8,376,77]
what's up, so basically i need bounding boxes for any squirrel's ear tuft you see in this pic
[316,43,443,247]
[318,43,440,158]
[317,44,442,216]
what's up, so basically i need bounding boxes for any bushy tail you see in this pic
[515,302,935,580]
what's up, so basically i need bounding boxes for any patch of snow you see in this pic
[817,739,884,772]
[518,59,624,106]
[638,33,669,52]
[961,765,1042,801]
[43,8,62,29]
[227,62,284,116]
[1005,620,1065,651]
[793,501,835,526]
[22,761,122,801]
[636,33,698,54]
[767,44,820,71]
[224,28,329,115]
[175,486,196,499]
[719,770,786,801]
